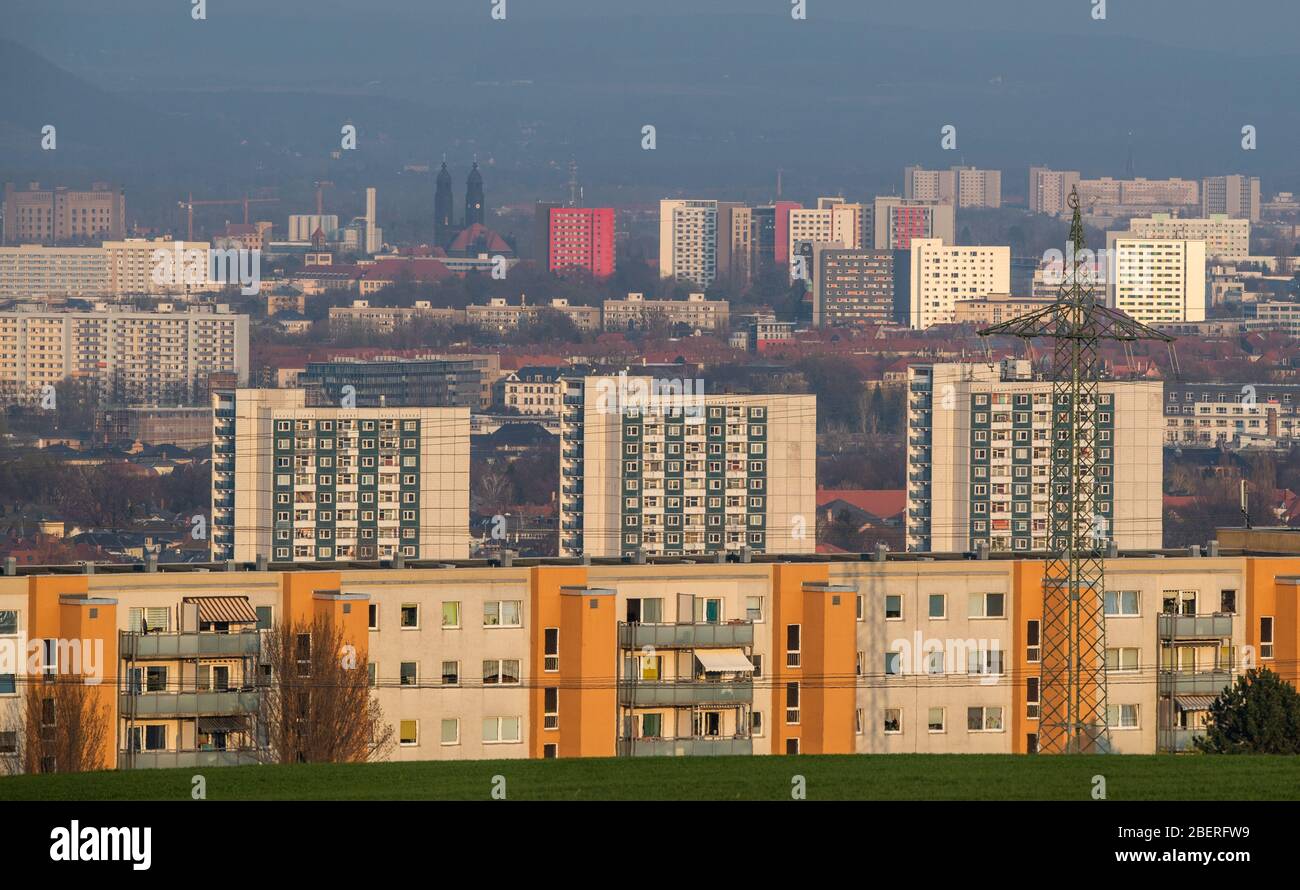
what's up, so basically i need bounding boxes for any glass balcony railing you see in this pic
[1157,670,1232,696]
[119,749,261,770]
[1157,614,1233,639]
[120,690,260,717]
[619,622,754,649]
[120,630,260,660]
[619,679,752,707]
[617,737,752,757]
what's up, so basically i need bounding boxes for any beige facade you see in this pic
[0,305,248,404]
[951,294,1053,327]
[658,199,718,288]
[464,298,600,333]
[1028,167,1081,217]
[1125,214,1249,261]
[1103,234,1207,324]
[905,166,1002,209]
[905,361,1164,554]
[0,244,110,297]
[602,292,729,332]
[558,376,816,559]
[908,239,1011,329]
[211,389,470,564]
[2,182,125,245]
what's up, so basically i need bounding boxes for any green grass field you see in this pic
[2,754,1299,801]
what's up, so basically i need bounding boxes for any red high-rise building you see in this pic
[548,207,615,278]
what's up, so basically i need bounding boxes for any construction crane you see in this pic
[178,192,280,240]
[978,188,1174,755]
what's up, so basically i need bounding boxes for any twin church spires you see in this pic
[434,160,485,247]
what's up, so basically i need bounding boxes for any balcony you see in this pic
[1157,670,1232,696]
[120,630,260,660]
[119,749,261,770]
[1157,614,1233,640]
[1160,728,1205,753]
[619,622,754,649]
[617,737,752,757]
[120,690,260,718]
[619,679,752,707]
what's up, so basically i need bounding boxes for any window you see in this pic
[925,649,944,675]
[968,592,1005,618]
[1104,590,1140,617]
[484,601,522,627]
[882,708,902,734]
[885,651,902,676]
[967,706,1004,732]
[1220,590,1237,614]
[295,634,311,676]
[745,596,765,622]
[786,625,801,668]
[0,731,15,753]
[1105,647,1139,672]
[928,594,946,619]
[400,604,419,629]
[0,674,15,695]
[483,660,521,685]
[1261,616,1274,659]
[1106,704,1139,730]
[442,601,461,628]
[1026,620,1040,663]
[400,662,418,686]
[1026,677,1040,719]
[482,716,522,743]
[399,720,418,746]
[751,711,764,737]
[544,687,559,730]
[368,604,379,630]
[785,682,800,724]
[884,595,902,620]
[256,606,273,631]
[367,663,376,687]
[967,649,1004,676]
[441,661,459,686]
[544,628,560,672]
[438,718,460,745]
[626,597,663,623]
[641,713,663,738]
[927,707,946,733]
[0,610,19,635]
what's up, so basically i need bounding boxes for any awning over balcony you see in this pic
[1175,695,1219,712]
[198,716,248,734]
[184,596,258,625]
[695,648,754,673]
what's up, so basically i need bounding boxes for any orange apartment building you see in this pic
[0,546,1298,770]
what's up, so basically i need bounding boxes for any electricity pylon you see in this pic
[979,188,1173,754]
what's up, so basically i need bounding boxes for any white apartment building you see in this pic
[1104,234,1207,325]
[210,388,470,564]
[104,238,217,295]
[0,244,110,297]
[0,304,249,404]
[1125,214,1249,261]
[905,361,1163,555]
[602,292,729,332]
[1077,177,1199,213]
[1028,167,1081,216]
[787,202,867,266]
[659,199,718,289]
[558,375,816,559]
[1201,175,1261,222]
[905,166,1002,209]
[907,239,1011,329]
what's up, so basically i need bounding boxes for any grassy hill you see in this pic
[3,754,1300,801]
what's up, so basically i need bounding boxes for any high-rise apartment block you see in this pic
[210,388,470,564]
[558,375,816,559]
[812,247,904,327]
[298,357,484,410]
[1103,234,1207,325]
[905,166,1002,208]
[872,197,955,249]
[2,181,126,245]
[1077,177,1199,214]
[0,305,248,404]
[1027,167,1081,216]
[905,361,1163,554]
[787,201,867,267]
[717,203,753,287]
[1125,214,1249,261]
[658,199,718,288]
[547,207,616,278]
[1201,175,1261,222]
[907,239,1011,329]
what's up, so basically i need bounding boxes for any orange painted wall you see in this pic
[1011,560,1045,753]
[1245,558,1300,685]
[770,563,854,755]
[527,566,615,758]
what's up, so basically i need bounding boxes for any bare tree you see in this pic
[19,678,111,774]
[259,615,394,764]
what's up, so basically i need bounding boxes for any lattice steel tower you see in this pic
[979,189,1172,753]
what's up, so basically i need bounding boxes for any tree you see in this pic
[16,678,111,774]
[259,615,394,764]
[1195,667,1300,754]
